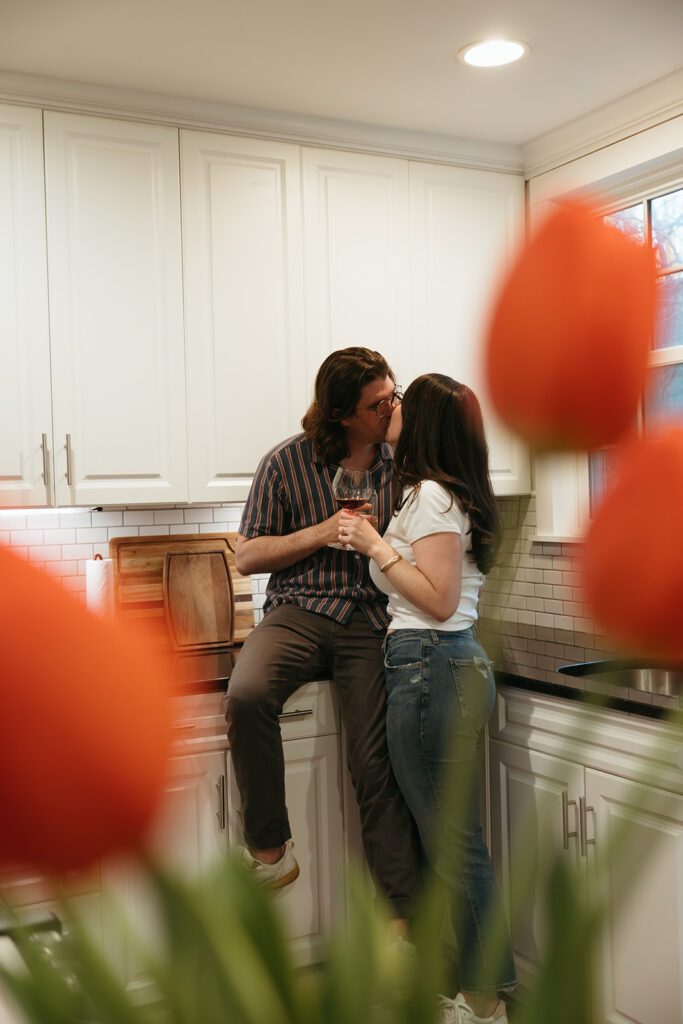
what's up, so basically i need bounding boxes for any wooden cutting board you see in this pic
[162,546,234,651]
[109,533,256,649]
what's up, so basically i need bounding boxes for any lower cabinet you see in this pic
[101,748,231,1000]
[102,681,345,999]
[489,687,683,1024]
[227,732,345,966]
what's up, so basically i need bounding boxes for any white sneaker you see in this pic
[437,992,508,1024]
[238,839,300,890]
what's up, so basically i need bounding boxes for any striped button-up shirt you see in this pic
[239,433,393,630]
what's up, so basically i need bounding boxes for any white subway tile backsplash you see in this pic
[44,528,75,545]
[139,525,170,536]
[0,516,27,530]
[27,545,62,561]
[76,527,108,543]
[44,560,78,577]
[61,544,93,560]
[171,523,198,534]
[123,510,155,526]
[108,526,139,539]
[184,508,213,523]
[60,513,91,528]
[153,509,184,525]
[26,513,60,530]
[10,530,44,546]
[199,522,225,533]
[542,570,563,585]
[92,511,124,527]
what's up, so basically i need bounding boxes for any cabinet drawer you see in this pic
[172,680,340,752]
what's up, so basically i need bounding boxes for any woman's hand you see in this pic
[338,509,383,557]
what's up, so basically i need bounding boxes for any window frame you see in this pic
[531,165,683,543]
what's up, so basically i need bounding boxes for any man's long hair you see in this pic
[302,347,394,464]
[392,374,500,574]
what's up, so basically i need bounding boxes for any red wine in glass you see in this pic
[335,497,369,511]
[330,467,373,548]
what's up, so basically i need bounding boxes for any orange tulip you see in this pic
[581,426,683,662]
[484,200,657,450]
[0,545,172,873]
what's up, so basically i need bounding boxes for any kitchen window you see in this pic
[589,186,683,514]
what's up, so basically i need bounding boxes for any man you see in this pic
[225,347,421,927]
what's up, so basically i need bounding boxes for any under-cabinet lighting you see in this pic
[457,39,529,67]
[0,507,96,517]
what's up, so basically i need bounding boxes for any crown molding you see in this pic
[522,67,683,179]
[0,69,523,175]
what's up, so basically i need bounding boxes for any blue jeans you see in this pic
[384,627,517,994]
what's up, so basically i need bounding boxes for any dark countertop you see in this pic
[169,647,682,722]
[172,649,237,695]
[496,670,682,721]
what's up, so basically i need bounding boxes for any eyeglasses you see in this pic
[373,387,403,419]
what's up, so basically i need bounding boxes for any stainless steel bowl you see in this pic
[558,660,683,697]
[609,667,682,696]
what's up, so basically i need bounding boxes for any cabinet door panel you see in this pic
[489,738,584,987]
[44,112,187,505]
[409,163,529,494]
[181,132,306,501]
[228,733,344,966]
[102,750,228,997]
[303,148,412,389]
[585,768,683,1024]
[0,104,52,507]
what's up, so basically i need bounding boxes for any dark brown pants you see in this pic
[225,603,421,917]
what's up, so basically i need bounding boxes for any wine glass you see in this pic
[329,467,373,549]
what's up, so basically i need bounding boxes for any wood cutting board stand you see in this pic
[109,532,256,650]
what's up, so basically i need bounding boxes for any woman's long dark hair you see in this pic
[301,347,394,464]
[392,374,500,574]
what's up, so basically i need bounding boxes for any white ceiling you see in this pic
[2,0,683,146]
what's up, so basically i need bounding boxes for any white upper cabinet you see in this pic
[44,112,188,506]
[302,148,412,389]
[0,104,52,507]
[3,102,530,508]
[409,163,529,494]
[181,131,305,502]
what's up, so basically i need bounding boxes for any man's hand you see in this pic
[338,508,382,559]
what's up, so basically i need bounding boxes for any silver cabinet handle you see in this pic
[579,796,596,857]
[562,791,578,850]
[65,434,73,486]
[216,775,226,830]
[278,708,314,720]
[41,434,50,488]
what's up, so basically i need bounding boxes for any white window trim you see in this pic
[529,133,683,542]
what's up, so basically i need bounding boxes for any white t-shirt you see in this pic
[370,479,484,632]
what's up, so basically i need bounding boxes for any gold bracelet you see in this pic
[379,553,402,573]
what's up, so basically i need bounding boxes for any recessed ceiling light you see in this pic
[457,39,529,68]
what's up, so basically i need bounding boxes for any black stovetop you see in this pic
[172,648,238,693]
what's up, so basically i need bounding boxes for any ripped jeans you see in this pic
[384,626,517,994]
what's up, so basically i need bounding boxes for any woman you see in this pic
[338,374,517,1024]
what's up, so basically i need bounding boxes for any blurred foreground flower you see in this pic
[581,426,683,662]
[484,200,657,451]
[0,544,172,873]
